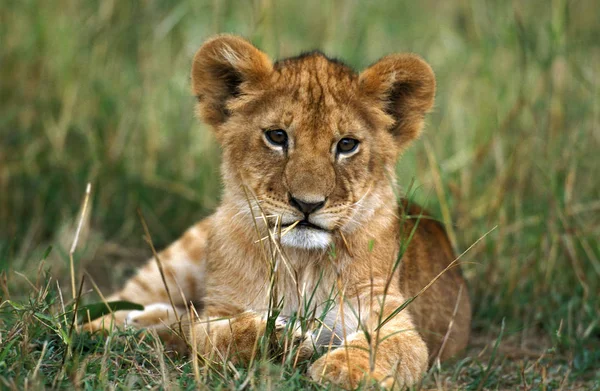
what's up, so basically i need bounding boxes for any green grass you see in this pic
[1,0,599,389]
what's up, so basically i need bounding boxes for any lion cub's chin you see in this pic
[279,228,332,250]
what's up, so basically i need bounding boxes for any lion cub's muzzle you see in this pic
[286,194,329,231]
[272,194,334,249]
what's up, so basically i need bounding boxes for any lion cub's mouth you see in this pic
[282,219,328,232]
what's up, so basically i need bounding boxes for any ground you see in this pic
[0,0,599,389]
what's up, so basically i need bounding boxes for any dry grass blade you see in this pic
[69,183,91,300]
[337,277,353,382]
[32,340,48,379]
[434,284,463,366]
[67,276,86,348]
[52,183,89,384]
[83,271,116,330]
[242,185,270,263]
[254,220,300,243]
[339,231,354,257]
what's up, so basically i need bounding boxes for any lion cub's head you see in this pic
[192,35,435,250]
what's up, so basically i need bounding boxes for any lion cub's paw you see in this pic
[82,303,184,333]
[308,347,376,389]
[125,303,181,328]
[308,341,427,390]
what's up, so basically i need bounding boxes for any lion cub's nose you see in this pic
[289,196,325,215]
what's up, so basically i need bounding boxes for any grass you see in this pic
[1,0,599,389]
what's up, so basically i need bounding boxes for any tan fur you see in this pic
[85,35,471,389]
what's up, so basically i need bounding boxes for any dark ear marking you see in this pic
[384,80,418,124]
[388,81,416,108]
[208,64,242,120]
[217,67,243,99]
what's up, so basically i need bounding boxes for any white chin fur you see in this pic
[279,228,332,250]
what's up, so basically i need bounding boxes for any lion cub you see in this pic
[87,35,471,389]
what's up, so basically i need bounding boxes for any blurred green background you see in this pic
[1,0,599,388]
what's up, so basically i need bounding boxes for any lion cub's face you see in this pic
[192,36,435,250]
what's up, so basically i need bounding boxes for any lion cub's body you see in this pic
[88,35,471,388]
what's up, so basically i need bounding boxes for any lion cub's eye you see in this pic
[264,129,288,147]
[337,138,359,154]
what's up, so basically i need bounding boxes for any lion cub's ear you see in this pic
[192,35,273,127]
[359,54,436,147]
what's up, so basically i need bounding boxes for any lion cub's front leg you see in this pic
[164,311,313,364]
[309,294,428,389]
